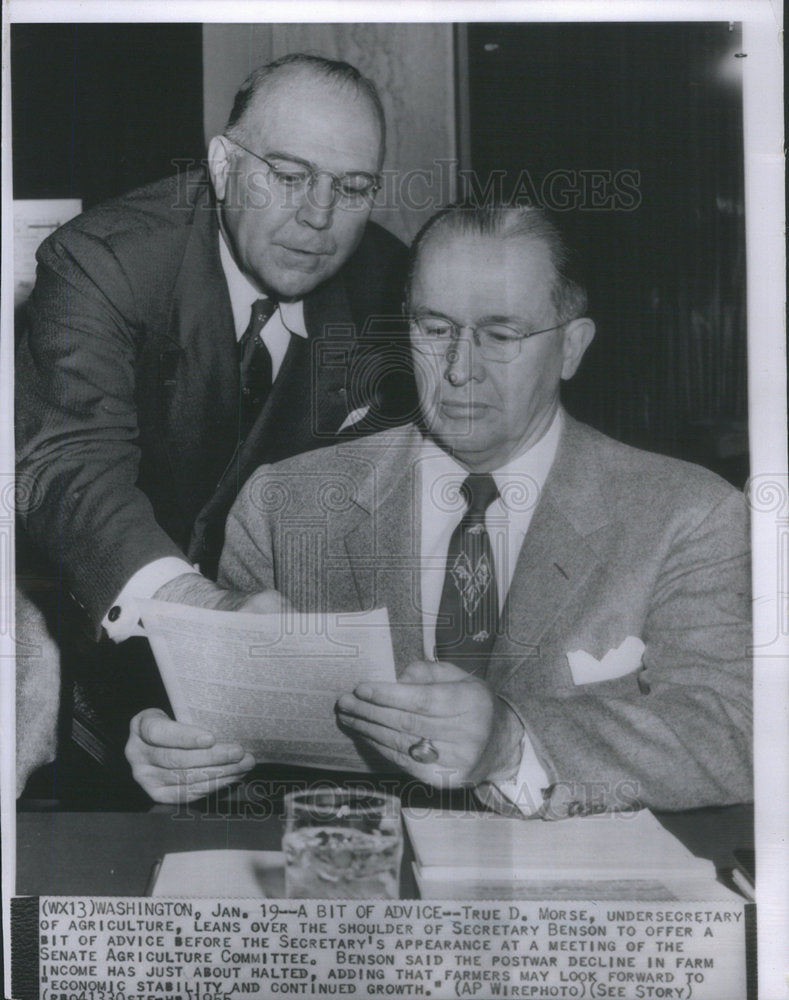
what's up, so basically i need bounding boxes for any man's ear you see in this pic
[560,317,596,380]
[207,135,233,201]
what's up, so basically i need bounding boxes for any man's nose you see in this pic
[444,329,485,385]
[295,175,335,230]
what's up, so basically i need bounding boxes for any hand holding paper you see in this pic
[126,708,256,803]
[336,659,524,786]
[134,600,398,801]
[128,585,299,802]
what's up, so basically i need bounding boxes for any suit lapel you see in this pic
[215,269,355,509]
[493,417,612,687]
[341,427,425,674]
[299,269,354,436]
[165,183,238,415]
[334,419,614,681]
[188,249,358,572]
[158,181,238,504]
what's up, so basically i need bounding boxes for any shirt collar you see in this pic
[420,406,564,500]
[218,232,308,340]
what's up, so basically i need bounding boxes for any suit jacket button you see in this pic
[108,605,121,622]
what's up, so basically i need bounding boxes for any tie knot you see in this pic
[240,298,278,359]
[252,297,277,326]
[460,473,499,519]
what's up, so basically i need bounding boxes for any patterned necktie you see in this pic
[435,473,500,678]
[238,297,277,438]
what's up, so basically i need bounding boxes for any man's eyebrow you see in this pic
[476,313,531,327]
[265,150,377,177]
[412,308,532,328]
[410,307,456,323]
[264,150,315,169]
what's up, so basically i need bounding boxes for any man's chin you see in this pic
[428,402,491,438]
[429,419,488,455]
[257,267,331,300]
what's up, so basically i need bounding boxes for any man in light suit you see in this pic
[16,53,413,791]
[127,203,752,818]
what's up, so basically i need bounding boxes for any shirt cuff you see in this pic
[478,694,550,816]
[491,733,551,817]
[102,557,198,642]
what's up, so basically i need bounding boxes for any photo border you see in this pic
[2,2,785,996]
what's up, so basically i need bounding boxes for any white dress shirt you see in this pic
[217,229,308,371]
[102,233,307,640]
[418,408,564,814]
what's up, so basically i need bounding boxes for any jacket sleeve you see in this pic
[16,228,186,633]
[508,490,753,817]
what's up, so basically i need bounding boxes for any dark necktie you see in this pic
[238,297,277,438]
[435,473,500,678]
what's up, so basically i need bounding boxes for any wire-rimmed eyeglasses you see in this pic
[408,313,571,363]
[229,139,381,209]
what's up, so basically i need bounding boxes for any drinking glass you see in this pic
[282,787,403,899]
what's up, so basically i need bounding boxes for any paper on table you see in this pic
[149,850,284,897]
[411,866,744,902]
[404,807,707,877]
[404,808,745,902]
[138,600,396,772]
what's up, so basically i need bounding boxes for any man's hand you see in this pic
[154,573,291,614]
[336,660,524,787]
[125,708,255,803]
[128,580,288,801]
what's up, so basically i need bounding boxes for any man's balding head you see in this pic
[407,203,588,323]
[224,54,386,166]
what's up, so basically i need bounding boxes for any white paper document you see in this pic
[404,807,744,902]
[138,600,396,772]
[404,806,703,875]
[150,850,284,898]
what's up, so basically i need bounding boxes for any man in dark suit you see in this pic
[126,204,751,816]
[16,53,413,790]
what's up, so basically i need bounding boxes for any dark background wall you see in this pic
[11,21,747,485]
[12,23,205,209]
[464,23,747,484]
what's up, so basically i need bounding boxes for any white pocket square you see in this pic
[337,405,371,432]
[567,636,645,686]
